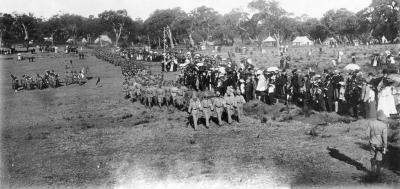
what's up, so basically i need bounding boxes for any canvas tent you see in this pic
[382,36,388,44]
[292,36,314,46]
[81,38,88,44]
[66,38,75,44]
[262,36,276,47]
[44,37,53,42]
[394,37,400,43]
[94,35,112,46]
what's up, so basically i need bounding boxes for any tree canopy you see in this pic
[1,0,399,47]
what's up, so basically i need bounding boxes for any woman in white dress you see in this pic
[255,71,268,102]
[377,82,397,117]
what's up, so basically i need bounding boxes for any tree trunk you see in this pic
[274,33,280,49]
[114,27,122,47]
[21,23,28,40]
[189,33,195,47]
[167,25,174,49]
[0,31,3,48]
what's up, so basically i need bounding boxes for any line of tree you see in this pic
[0,0,399,48]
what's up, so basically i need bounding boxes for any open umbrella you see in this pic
[267,66,279,72]
[344,64,360,71]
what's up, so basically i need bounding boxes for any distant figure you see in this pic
[96,77,101,86]
[367,110,388,177]
[17,53,22,61]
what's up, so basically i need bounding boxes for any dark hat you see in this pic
[292,69,298,74]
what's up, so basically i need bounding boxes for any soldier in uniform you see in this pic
[170,84,179,107]
[234,89,246,122]
[10,74,19,90]
[224,87,235,124]
[201,92,214,128]
[35,74,43,90]
[132,79,142,102]
[65,71,71,86]
[212,91,226,126]
[175,84,185,109]
[139,83,146,104]
[122,78,130,99]
[155,84,165,108]
[127,78,136,101]
[367,110,388,177]
[188,91,202,130]
[163,82,172,107]
[145,86,154,109]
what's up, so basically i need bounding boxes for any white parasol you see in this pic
[266,66,279,72]
[344,64,360,71]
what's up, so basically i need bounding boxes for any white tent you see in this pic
[66,38,75,44]
[44,37,53,42]
[81,38,88,44]
[292,36,314,46]
[382,36,388,44]
[94,35,112,45]
[263,36,276,47]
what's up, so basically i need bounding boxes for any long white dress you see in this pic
[256,74,268,92]
[377,86,398,117]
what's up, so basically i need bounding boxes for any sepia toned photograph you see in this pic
[0,0,399,188]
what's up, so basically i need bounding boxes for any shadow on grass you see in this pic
[327,147,368,172]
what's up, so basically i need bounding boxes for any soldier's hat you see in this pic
[292,69,298,74]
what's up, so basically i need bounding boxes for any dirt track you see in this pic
[1,48,399,188]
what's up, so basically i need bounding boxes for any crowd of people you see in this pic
[93,46,400,129]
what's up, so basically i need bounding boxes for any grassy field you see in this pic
[0,45,399,189]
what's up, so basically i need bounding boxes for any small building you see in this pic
[323,37,337,46]
[262,36,277,47]
[292,36,314,46]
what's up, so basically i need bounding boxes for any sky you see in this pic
[1,0,372,19]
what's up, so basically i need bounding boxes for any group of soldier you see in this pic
[10,70,61,91]
[95,47,247,129]
[64,69,87,85]
[121,76,247,129]
[117,47,164,62]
